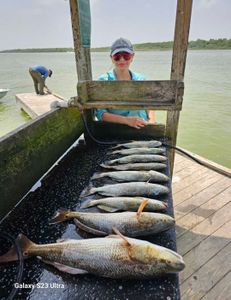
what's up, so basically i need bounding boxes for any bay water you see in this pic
[0,50,230,168]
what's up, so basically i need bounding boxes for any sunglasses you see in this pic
[112,52,133,61]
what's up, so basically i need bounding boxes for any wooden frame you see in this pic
[70,0,193,175]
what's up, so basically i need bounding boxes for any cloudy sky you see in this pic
[0,0,230,50]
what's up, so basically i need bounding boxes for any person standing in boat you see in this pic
[95,38,155,129]
[29,65,52,95]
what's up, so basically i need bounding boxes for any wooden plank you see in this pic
[176,185,231,238]
[173,166,209,194]
[80,100,181,110]
[166,0,193,175]
[201,271,231,300]
[180,220,231,283]
[15,93,65,118]
[181,243,231,300]
[176,200,231,256]
[173,171,222,206]
[77,80,183,103]
[174,176,231,221]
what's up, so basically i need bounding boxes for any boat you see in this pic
[0,88,9,99]
[1,0,230,299]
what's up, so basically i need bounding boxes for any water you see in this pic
[0,50,230,168]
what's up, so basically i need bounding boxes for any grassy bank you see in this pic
[1,39,231,53]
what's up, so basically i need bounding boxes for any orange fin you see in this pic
[112,227,131,247]
[137,199,149,217]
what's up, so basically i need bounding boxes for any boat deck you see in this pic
[15,93,66,118]
[173,153,231,300]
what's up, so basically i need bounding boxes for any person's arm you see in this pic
[102,112,147,129]
[148,110,156,124]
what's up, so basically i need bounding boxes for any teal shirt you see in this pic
[95,70,148,121]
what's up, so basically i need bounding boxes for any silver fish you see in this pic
[112,147,165,155]
[100,162,167,171]
[92,170,169,183]
[87,182,169,197]
[81,197,168,212]
[112,140,162,149]
[49,209,174,237]
[0,233,185,278]
[107,154,167,165]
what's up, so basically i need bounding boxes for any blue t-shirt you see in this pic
[31,65,49,79]
[95,70,148,121]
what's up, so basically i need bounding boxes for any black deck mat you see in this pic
[0,138,180,300]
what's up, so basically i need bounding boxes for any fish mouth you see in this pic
[49,209,70,224]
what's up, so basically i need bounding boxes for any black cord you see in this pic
[0,232,24,300]
[79,109,209,167]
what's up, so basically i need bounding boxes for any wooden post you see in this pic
[69,0,92,82]
[166,0,193,176]
[69,0,93,140]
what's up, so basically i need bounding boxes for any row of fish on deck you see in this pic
[0,140,185,279]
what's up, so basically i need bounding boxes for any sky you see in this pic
[0,0,230,51]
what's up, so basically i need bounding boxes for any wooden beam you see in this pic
[77,80,184,110]
[166,0,193,176]
[69,0,92,81]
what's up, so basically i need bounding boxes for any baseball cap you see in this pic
[110,38,134,56]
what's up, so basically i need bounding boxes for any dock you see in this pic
[15,93,66,118]
[173,153,231,299]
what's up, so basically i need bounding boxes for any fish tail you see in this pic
[91,172,103,180]
[0,234,35,263]
[84,185,97,197]
[111,144,121,150]
[49,209,71,224]
[80,199,95,209]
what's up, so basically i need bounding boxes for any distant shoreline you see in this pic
[1,39,231,53]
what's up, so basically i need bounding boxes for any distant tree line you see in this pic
[1,39,231,53]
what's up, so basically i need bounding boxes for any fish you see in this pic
[100,162,167,171]
[106,154,167,165]
[81,197,168,212]
[86,182,169,197]
[92,170,169,183]
[49,209,174,237]
[0,231,185,278]
[111,147,166,155]
[112,140,162,149]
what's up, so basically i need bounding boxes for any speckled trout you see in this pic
[106,154,167,165]
[49,209,174,237]
[81,197,168,212]
[100,162,167,171]
[86,182,169,197]
[112,140,162,149]
[112,147,165,155]
[0,233,185,278]
[92,170,169,183]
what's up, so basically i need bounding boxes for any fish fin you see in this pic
[73,218,107,236]
[0,234,35,262]
[112,227,131,247]
[136,199,149,217]
[100,163,111,169]
[41,259,88,275]
[146,178,151,183]
[97,205,119,212]
[80,200,94,209]
[49,209,71,224]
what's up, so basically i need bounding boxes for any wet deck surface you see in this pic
[173,154,231,300]
[0,139,180,300]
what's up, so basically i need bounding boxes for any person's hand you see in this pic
[126,117,148,129]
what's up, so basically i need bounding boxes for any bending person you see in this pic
[29,65,52,95]
[95,38,155,129]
